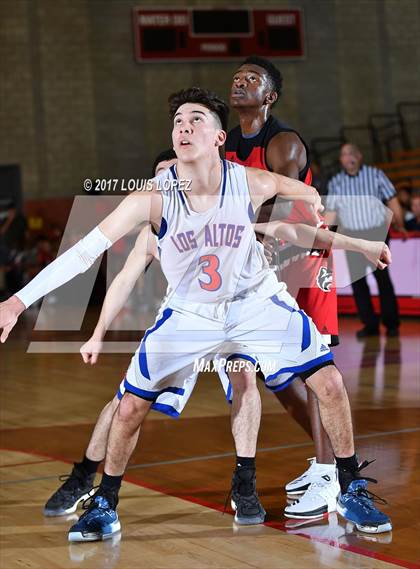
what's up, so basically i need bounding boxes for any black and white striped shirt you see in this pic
[326,165,396,231]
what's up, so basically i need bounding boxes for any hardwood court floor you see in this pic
[0,314,419,569]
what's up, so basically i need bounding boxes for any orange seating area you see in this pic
[375,147,420,190]
[391,147,420,160]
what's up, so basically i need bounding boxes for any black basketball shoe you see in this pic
[44,464,96,517]
[230,468,266,525]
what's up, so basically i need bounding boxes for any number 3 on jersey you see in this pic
[198,254,222,291]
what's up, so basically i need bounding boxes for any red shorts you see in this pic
[280,199,339,345]
[280,248,339,346]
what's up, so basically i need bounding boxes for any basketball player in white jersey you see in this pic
[41,163,390,525]
[0,88,392,540]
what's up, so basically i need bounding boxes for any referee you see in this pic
[325,143,406,338]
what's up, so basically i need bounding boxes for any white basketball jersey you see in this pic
[154,160,280,304]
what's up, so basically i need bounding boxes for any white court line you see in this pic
[1,426,419,485]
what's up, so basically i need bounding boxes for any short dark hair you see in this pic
[152,148,176,177]
[241,56,283,105]
[168,87,229,132]
[340,142,362,154]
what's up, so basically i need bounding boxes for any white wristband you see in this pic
[16,227,112,308]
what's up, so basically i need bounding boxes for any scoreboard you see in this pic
[132,7,305,62]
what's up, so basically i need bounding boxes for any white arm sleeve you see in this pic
[15,226,112,308]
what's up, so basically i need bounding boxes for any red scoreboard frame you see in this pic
[133,7,305,62]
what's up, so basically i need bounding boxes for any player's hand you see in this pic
[263,236,276,264]
[255,231,275,263]
[304,189,324,225]
[0,296,25,343]
[80,336,103,365]
[363,241,392,269]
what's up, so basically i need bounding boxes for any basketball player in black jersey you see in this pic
[227,56,339,518]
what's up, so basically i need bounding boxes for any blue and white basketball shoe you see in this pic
[68,490,121,542]
[337,479,392,534]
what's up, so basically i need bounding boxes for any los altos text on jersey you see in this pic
[170,223,246,253]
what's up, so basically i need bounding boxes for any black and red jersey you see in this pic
[226,115,339,345]
[226,115,312,184]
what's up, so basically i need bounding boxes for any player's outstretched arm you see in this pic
[246,167,322,225]
[255,221,392,269]
[81,224,158,365]
[0,190,162,343]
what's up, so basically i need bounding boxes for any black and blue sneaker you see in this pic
[44,464,96,517]
[337,479,392,534]
[68,489,121,542]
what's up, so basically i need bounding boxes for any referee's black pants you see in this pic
[345,229,400,331]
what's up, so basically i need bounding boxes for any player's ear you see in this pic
[215,129,226,147]
[265,91,278,106]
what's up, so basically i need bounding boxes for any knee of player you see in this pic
[314,366,344,401]
[230,369,257,393]
[118,392,146,421]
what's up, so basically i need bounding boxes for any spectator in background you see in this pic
[0,165,27,297]
[0,165,26,253]
[325,143,405,339]
[405,191,420,231]
[396,181,415,223]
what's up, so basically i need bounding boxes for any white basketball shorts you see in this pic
[116,286,333,417]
